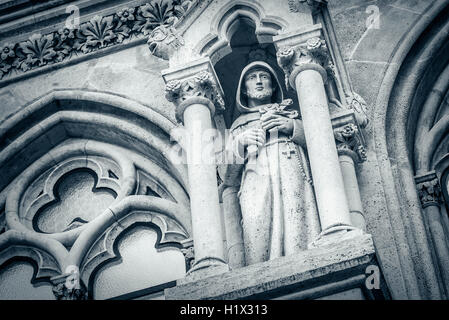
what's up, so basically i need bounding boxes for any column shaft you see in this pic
[183,103,226,270]
[425,205,449,292]
[222,186,245,269]
[294,69,352,232]
[339,154,365,230]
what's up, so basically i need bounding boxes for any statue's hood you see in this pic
[236,61,284,113]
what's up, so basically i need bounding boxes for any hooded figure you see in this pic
[226,61,321,265]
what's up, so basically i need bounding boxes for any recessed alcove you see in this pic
[213,19,298,129]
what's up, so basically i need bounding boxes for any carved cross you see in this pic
[283,143,296,159]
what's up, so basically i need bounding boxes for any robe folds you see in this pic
[228,109,321,265]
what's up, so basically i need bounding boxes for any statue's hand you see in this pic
[260,113,294,135]
[236,128,265,150]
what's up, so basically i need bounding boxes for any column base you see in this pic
[178,257,229,285]
[308,225,363,249]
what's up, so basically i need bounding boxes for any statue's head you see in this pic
[236,61,284,113]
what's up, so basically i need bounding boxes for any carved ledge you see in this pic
[162,57,225,123]
[332,111,367,163]
[274,25,333,89]
[415,172,442,208]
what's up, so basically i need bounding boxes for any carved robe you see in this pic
[229,107,321,265]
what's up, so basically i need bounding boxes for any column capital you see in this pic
[50,273,88,300]
[332,111,367,163]
[273,24,333,89]
[415,171,442,208]
[180,239,195,272]
[162,57,225,123]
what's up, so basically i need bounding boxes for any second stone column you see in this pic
[275,29,356,245]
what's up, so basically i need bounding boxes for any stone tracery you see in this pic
[1,0,448,301]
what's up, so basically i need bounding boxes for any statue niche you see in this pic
[225,61,321,265]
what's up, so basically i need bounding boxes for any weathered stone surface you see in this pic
[165,234,387,300]
[0,0,448,301]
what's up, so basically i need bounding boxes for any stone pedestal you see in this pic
[164,233,390,300]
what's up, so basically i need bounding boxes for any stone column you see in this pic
[162,58,228,279]
[274,29,355,243]
[334,118,367,231]
[415,172,449,291]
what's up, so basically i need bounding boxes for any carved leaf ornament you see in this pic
[0,0,193,80]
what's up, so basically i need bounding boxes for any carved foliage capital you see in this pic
[276,37,333,89]
[334,123,366,163]
[165,70,224,111]
[52,282,88,301]
[415,174,442,208]
[180,241,195,271]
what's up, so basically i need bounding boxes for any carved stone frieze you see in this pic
[276,37,334,89]
[334,123,367,163]
[415,172,442,208]
[0,0,193,80]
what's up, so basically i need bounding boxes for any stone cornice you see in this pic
[0,0,195,84]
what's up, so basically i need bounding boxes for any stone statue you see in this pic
[227,61,321,265]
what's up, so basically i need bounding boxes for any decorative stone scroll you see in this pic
[415,172,442,208]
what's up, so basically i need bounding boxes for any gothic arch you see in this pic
[373,1,449,299]
[194,0,286,65]
[0,89,193,298]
